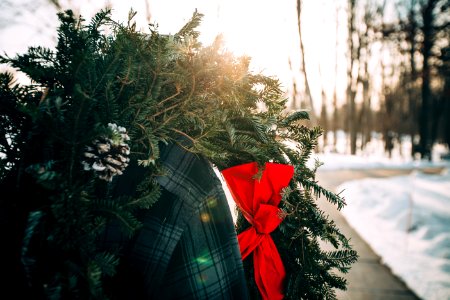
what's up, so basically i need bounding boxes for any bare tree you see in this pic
[418,0,438,159]
[332,6,341,151]
[288,57,302,110]
[379,0,449,159]
[318,64,329,152]
[346,0,359,154]
[404,0,421,156]
[319,89,329,152]
[295,0,317,124]
[144,0,152,24]
[358,3,376,151]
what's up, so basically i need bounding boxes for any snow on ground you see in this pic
[316,131,450,171]
[339,169,450,300]
[316,138,450,300]
[315,151,450,171]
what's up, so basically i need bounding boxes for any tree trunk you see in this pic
[288,58,301,110]
[333,6,340,151]
[360,7,372,151]
[296,0,317,124]
[419,0,437,160]
[320,90,329,152]
[347,0,357,154]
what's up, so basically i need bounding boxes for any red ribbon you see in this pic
[221,162,294,300]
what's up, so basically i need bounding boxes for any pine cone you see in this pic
[81,124,130,181]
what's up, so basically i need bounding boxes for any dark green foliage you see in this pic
[0,8,357,299]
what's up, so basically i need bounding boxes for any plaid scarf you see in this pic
[101,142,249,299]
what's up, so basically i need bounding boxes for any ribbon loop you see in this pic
[222,162,294,300]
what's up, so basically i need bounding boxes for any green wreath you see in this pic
[0,9,357,299]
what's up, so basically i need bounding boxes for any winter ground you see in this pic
[315,134,450,300]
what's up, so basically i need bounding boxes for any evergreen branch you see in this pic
[170,128,196,143]
[300,178,346,210]
[151,102,181,118]
[225,122,237,145]
[88,9,112,35]
[87,261,103,297]
[250,116,270,143]
[279,110,310,127]
[21,211,44,286]
[93,199,142,237]
[175,10,204,39]
[0,47,57,85]
[94,251,120,277]
[156,86,181,107]
[127,184,161,209]
[323,250,359,272]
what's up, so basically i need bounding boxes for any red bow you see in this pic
[222,162,294,300]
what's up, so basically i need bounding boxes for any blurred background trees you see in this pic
[1,0,449,160]
[294,0,448,159]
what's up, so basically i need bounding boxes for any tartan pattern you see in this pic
[102,142,249,299]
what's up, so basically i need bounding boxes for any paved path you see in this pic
[316,169,421,300]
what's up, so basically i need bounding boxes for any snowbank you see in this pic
[339,169,450,300]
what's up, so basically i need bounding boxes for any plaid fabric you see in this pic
[102,142,249,299]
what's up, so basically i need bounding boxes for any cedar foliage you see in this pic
[0,9,357,299]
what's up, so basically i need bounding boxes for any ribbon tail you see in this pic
[253,236,285,300]
[238,227,264,260]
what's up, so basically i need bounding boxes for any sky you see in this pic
[0,0,349,114]
[134,0,349,113]
[1,0,406,116]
